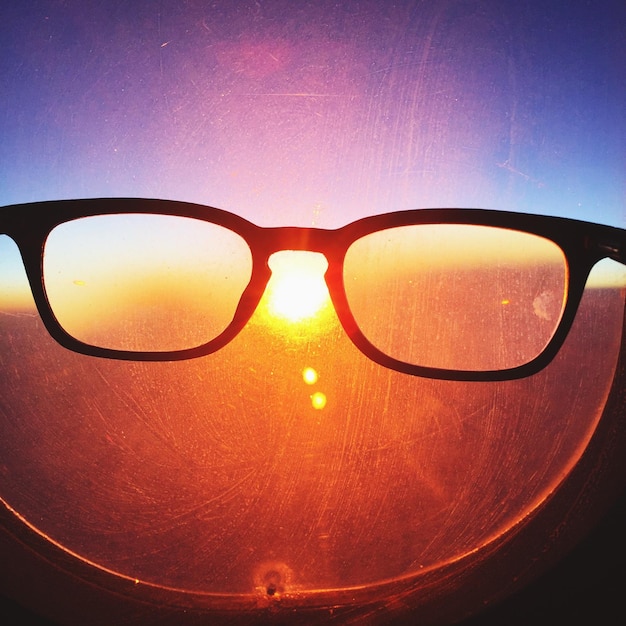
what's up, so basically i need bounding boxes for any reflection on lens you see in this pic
[43,214,253,352]
[344,224,568,371]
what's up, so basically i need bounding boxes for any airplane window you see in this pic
[0,1,624,624]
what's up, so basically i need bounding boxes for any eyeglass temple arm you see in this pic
[591,231,626,265]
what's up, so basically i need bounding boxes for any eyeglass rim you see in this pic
[1,198,624,381]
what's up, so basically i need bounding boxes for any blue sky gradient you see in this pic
[1,0,623,226]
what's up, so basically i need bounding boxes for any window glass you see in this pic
[0,0,623,611]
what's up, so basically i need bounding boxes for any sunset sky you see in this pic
[1,1,623,227]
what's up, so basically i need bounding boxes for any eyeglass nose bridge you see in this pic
[234,224,352,330]
[248,224,348,296]
[252,225,345,259]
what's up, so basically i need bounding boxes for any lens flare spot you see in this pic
[311,391,327,410]
[303,367,318,385]
[73,279,86,286]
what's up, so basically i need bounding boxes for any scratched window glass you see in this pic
[0,0,624,621]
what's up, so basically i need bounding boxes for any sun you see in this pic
[251,251,338,337]
[264,251,331,323]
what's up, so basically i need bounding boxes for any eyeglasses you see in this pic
[1,198,624,381]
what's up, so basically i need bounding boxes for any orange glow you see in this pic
[0,286,36,311]
[45,272,250,352]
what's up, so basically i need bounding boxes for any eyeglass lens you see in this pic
[344,224,568,371]
[43,214,254,352]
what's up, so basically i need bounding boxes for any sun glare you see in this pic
[265,252,331,323]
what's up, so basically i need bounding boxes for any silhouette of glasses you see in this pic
[1,198,624,380]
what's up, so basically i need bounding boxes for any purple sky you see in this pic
[1,1,624,227]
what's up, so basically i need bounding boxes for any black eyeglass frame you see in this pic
[1,198,624,381]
